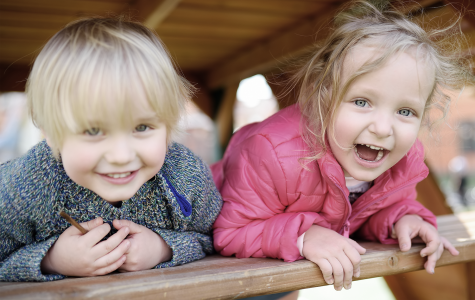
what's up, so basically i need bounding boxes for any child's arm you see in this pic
[392,214,459,274]
[302,225,366,291]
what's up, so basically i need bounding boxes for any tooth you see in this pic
[113,174,120,178]
[375,150,383,161]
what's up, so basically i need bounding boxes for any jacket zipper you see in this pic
[334,172,426,235]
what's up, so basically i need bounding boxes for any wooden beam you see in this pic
[205,3,339,89]
[1,211,474,299]
[205,0,444,89]
[143,0,182,29]
[215,82,239,149]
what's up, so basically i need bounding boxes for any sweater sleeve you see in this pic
[356,185,437,244]
[213,134,330,262]
[152,144,222,268]
[0,143,65,282]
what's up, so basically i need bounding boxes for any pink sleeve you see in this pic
[213,134,329,262]
[357,187,437,244]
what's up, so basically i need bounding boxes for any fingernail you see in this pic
[326,278,334,285]
[431,268,434,274]
[355,271,360,278]
[421,253,426,257]
[401,244,407,250]
[124,227,129,234]
[117,220,122,226]
[336,285,342,291]
[347,283,352,290]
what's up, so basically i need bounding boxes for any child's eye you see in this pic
[398,109,413,117]
[84,128,102,136]
[354,99,368,107]
[135,124,149,132]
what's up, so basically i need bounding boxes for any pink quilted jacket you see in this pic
[212,104,436,262]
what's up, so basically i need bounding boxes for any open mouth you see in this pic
[354,144,388,162]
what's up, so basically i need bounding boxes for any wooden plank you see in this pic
[1,211,474,300]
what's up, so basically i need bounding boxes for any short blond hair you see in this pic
[27,17,192,154]
[292,0,474,160]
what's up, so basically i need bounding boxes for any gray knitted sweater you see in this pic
[0,140,222,282]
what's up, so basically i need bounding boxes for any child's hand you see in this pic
[392,214,459,274]
[41,217,130,276]
[112,220,172,272]
[302,225,366,291]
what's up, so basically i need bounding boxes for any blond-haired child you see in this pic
[0,18,222,282]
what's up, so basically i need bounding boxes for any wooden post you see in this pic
[215,82,239,151]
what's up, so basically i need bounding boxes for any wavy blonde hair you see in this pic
[292,0,474,161]
[27,17,193,155]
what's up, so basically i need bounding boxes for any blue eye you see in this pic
[398,109,413,117]
[135,124,149,132]
[354,99,368,107]
[84,128,102,136]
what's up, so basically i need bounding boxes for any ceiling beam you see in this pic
[205,0,444,89]
[127,0,182,29]
[144,0,182,29]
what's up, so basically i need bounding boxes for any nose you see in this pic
[105,135,136,165]
[368,113,394,138]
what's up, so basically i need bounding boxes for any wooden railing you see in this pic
[1,211,474,300]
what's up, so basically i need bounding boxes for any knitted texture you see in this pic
[0,140,222,282]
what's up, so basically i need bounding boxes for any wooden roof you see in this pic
[1,0,473,91]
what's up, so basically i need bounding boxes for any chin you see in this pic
[349,170,382,182]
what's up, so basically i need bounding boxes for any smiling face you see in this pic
[55,89,168,204]
[328,45,434,181]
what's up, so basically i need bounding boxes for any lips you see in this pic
[354,144,388,162]
[99,170,138,185]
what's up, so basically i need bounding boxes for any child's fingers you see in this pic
[314,259,334,285]
[396,229,412,252]
[423,242,443,274]
[93,226,130,257]
[328,257,345,291]
[348,239,366,255]
[93,255,127,276]
[441,237,459,256]
[94,239,131,269]
[82,223,112,247]
[337,254,354,290]
[113,219,143,234]
[343,243,362,278]
[64,217,103,236]
[420,237,439,258]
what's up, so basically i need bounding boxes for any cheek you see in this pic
[141,139,167,171]
[60,144,98,183]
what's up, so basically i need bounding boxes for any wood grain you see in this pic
[1,211,474,300]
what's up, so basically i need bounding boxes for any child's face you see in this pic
[56,92,168,203]
[328,46,434,182]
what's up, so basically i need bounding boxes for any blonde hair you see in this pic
[27,17,193,155]
[293,0,474,161]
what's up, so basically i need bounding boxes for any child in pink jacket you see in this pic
[212,0,474,293]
